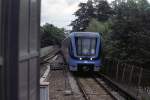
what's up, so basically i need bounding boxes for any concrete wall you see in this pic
[0,0,41,100]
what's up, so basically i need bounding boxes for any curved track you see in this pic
[40,48,60,77]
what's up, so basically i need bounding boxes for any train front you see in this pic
[69,32,101,72]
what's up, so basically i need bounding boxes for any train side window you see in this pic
[69,41,74,56]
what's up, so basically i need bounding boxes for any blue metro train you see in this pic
[61,32,102,72]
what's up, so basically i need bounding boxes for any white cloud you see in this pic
[41,0,150,30]
[41,0,88,30]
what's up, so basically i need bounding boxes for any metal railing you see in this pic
[103,58,150,100]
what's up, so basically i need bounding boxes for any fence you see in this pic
[103,58,150,100]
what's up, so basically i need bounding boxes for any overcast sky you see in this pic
[41,0,91,30]
[41,0,143,30]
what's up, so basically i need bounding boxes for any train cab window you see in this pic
[76,37,97,56]
[91,39,96,55]
[77,39,82,55]
[82,38,90,55]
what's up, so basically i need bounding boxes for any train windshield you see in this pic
[76,37,97,56]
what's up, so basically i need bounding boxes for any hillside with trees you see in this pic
[70,0,150,69]
[40,23,65,48]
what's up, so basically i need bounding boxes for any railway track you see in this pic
[40,48,60,77]
[75,74,115,100]
[40,48,130,100]
[40,49,60,64]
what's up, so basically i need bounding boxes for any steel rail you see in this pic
[96,73,137,100]
[40,49,60,64]
[92,73,118,100]
[75,77,90,100]
[75,75,116,100]
[40,49,60,77]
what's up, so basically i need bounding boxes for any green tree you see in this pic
[110,0,150,68]
[86,18,115,58]
[70,0,113,31]
[70,0,95,31]
[41,23,65,48]
[95,0,113,21]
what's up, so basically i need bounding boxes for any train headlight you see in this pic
[80,58,82,60]
[90,58,93,60]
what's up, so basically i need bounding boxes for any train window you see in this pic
[91,39,96,55]
[77,39,82,55]
[82,39,91,55]
[69,40,73,56]
[76,37,97,56]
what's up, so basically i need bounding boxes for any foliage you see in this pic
[86,18,112,33]
[111,0,150,67]
[70,0,150,69]
[40,23,65,48]
[86,18,115,59]
[70,1,94,31]
[70,0,113,31]
[94,0,114,21]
